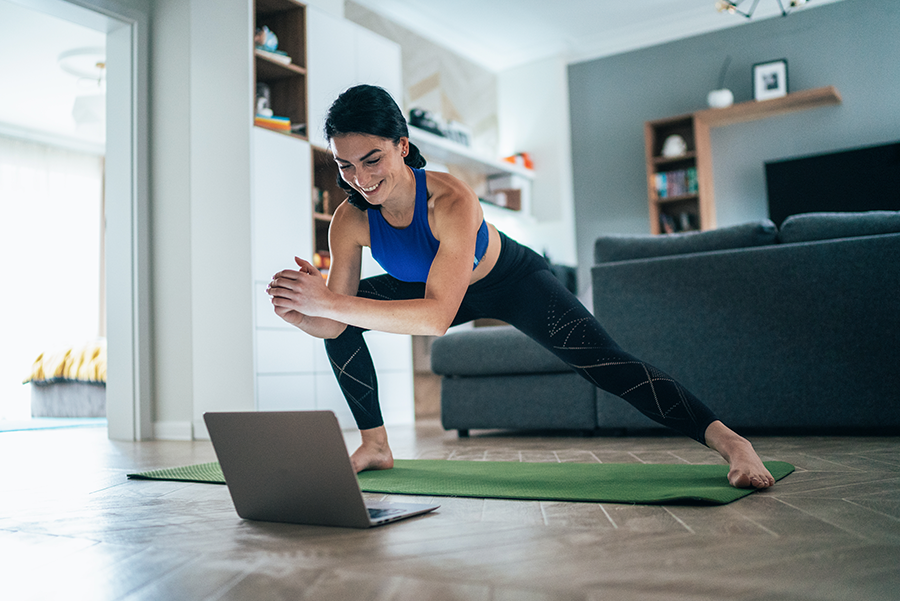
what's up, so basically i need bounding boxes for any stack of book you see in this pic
[254,115,291,132]
[655,167,698,199]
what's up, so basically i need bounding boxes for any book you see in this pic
[254,115,291,132]
[255,47,292,65]
[656,169,698,198]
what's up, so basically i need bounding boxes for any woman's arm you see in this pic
[269,174,482,337]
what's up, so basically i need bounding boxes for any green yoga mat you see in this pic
[129,459,794,505]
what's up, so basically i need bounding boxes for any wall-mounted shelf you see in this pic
[695,85,842,127]
[645,86,842,234]
[408,125,534,180]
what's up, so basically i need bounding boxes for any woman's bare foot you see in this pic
[704,420,775,489]
[350,426,394,473]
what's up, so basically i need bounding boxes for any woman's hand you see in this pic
[268,257,333,323]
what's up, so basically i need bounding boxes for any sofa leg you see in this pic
[458,429,469,438]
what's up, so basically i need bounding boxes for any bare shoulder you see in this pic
[424,171,483,239]
[425,170,476,202]
[425,170,480,217]
[331,199,369,246]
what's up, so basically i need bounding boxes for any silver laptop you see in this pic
[203,410,439,528]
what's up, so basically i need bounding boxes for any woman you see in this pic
[268,85,775,489]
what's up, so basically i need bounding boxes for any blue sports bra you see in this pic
[368,168,489,283]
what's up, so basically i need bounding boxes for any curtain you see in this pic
[0,135,104,419]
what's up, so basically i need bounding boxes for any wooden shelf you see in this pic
[645,86,842,234]
[695,85,842,127]
[255,50,307,79]
[656,193,699,205]
[408,125,534,180]
[653,152,697,166]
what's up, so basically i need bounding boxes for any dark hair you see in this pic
[324,85,425,210]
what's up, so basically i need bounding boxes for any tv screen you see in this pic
[764,141,900,227]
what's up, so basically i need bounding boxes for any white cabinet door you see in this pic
[355,26,403,104]
[251,127,312,282]
[307,7,403,149]
[256,329,317,374]
[307,8,356,149]
[252,127,314,411]
[258,374,317,412]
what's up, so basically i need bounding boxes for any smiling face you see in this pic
[330,133,411,207]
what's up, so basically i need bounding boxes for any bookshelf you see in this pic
[254,0,307,138]
[311,146,347,271]
[645,85,842,234]
[645,115,704,234]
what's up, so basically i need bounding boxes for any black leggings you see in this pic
[324,233,718,444]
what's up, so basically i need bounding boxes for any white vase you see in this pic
[707,88,734,108]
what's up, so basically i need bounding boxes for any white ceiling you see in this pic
[0,0,844,151]
[0,0,105,151]
[352,0,844,72]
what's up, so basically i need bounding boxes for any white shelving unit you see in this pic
[408,125,534,180]
[252,4,414,429]
[409,125,534,214]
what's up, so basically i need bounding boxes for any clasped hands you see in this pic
[267,257,330,325]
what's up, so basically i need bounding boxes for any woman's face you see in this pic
[330,133,410,206]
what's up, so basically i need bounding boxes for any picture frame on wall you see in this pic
[753,59,788,101]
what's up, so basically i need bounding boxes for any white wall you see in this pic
[188,0,255,438]
[306,0,343,18]
[497,55,577,268]
[150,0,193,438]
[150,0,255,439]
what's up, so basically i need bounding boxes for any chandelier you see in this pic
[715,0,809,18]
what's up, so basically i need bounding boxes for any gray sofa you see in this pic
[432,211,900,436]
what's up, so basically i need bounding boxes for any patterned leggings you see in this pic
[324,233,717,444]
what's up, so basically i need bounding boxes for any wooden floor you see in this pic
[1,420,898,601]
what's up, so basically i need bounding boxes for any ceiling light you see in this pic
[58,47,107,127]
[715,0,809,19]
[58,47,106,85]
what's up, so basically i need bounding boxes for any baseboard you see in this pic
[192,418,211,441]
[152,421,193,441]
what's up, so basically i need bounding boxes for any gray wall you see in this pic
[569,0,900,290]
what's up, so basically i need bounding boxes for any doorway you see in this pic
[0,0,150,440]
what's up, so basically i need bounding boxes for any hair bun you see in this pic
[404,142,426,169]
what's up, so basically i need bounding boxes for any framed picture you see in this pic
[753,59,788,101]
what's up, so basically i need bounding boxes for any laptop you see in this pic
[203,410,439,528]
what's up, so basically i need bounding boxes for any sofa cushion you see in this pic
[778,211,900,244]
[594,220,778,264]
[431,326,571,376]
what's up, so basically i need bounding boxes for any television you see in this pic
[764,141,900,227]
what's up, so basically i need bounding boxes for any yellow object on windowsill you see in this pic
[23,339,107,385]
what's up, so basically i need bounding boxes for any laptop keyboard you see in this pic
[368,507,404,519]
